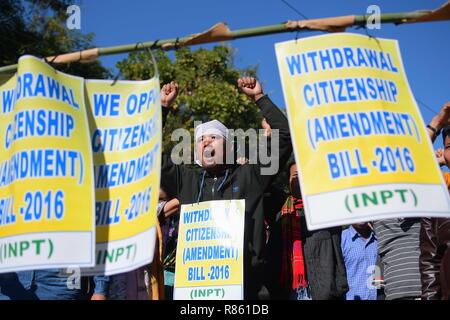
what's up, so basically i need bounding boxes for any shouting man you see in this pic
[160,77,292,299]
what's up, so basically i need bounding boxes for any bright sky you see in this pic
[80,0,450,146]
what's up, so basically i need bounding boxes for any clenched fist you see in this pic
[238,77,263,102]
[160,81,179,108]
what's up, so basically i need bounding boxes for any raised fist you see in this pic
[160,81,179,108]
[237,77,263,102]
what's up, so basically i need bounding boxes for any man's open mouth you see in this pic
[203,147,215,159]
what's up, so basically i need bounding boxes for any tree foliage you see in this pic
[117,45,263,155]
[0,0,109,78]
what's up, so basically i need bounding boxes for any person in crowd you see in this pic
[373,253,386,300]
[372,105,450,301]
[159,77,292,299]
[158,188,180,300]
[149,219,165,300]
[372,217,422,300]
[266,162,348,300]
[261,183,287,300]
[0,270,108,300]
[341,222,378,300]
[108,265,151,300]
[257,118,286,300]
[420,102,450,300]
[107,189,178,300]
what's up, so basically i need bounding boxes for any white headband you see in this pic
[194,120,229,142]
[194,120,230,167]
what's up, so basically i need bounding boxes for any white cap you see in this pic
[194,120,230,167]
[194,120,229,142]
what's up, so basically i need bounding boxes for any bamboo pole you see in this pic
[0,3,448,74]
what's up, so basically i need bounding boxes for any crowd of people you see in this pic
[0,77,449,300]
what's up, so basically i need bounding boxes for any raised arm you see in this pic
[238,77,292,190]
[427,102,450,143]
[160,82,181,197]
[161,81,178,128]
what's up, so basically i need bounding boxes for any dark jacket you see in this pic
[161,95,292,299]
[420,217,450,300]
[301,212,348,300]
[265,195,348,300]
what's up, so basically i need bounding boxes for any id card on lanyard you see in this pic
[174,199,245,300]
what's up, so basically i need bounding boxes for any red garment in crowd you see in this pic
[280,195,307,290]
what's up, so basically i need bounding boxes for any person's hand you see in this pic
[435,148,446,167]
[236,157,249,165]
[160,81,178,108]
[91,294,107,300]
[429,102,450,131]
[427,102,450,142]
[237,77,263,102]
[261,118,272,137]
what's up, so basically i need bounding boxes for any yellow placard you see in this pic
[82,78,161,275]
[174,200,245,300]
[0,56,95,272]
[275,34,450,229]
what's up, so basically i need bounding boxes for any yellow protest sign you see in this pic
[174,200,245,300]
[0,56,95,272]
[82,78,161,275]
[275,33,450,230]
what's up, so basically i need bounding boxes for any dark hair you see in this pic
[442,125,450,144]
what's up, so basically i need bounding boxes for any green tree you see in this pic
[0,0,109,78]
[117,45,263,156]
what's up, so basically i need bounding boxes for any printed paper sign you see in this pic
[275,33,450,230]
[174,200,245,300]
[82,78,161,275]
[0,56,95,272]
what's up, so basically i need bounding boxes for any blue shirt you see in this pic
[0,269,109,300]
[341,226,378,300]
